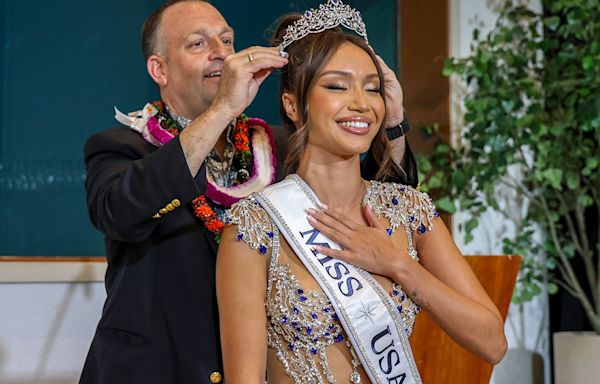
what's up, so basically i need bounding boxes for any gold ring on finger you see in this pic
[247,53,254,63]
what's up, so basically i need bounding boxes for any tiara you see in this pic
[278,0,368,57]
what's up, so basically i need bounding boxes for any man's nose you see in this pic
[208,38,233,60]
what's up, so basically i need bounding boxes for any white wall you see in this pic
[0,262,106,384]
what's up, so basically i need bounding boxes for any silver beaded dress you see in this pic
[227,177,438,384]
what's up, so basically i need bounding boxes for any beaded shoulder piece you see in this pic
[363,181,439,236]
[226,196,276,255]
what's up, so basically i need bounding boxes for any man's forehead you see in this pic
[158,1,233,45]
[162,1,230,29]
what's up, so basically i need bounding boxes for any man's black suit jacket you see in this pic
[79,123,416,384]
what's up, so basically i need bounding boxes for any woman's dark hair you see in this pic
[271,14,404,181]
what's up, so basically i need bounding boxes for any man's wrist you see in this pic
[385,111,410,140]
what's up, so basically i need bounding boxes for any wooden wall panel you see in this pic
[411,256,521,384]
[399,0,450,153]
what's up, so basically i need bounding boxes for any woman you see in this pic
[217,2,507,383]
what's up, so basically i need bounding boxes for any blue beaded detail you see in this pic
[236,233,244,241]
[434,210,440,218]
[311,348,318,355]
[334,335,344,342]
[418,223,426,234]
[386,228,393,236]
[288,343,294,351]
[259,245,268,254]
[267,231,274,238]
[392,197,399,206]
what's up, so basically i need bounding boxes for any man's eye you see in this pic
[191,40,206,48]
[222,38,233,45]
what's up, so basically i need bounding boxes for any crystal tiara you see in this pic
[278,0,369,57]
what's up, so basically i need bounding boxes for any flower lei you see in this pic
[148,101,253,243]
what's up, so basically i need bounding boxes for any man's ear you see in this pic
[282,92,300,123]
[147,54,168,86]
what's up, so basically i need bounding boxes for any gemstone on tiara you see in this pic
[278,0,369,57]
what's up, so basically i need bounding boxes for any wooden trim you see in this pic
[0,256,107,283]
[0,256,106,262]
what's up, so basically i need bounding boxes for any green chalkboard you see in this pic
[0,0,397,256]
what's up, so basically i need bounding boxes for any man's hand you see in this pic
[374,54,404,128]
[306,204,412,278]
[211,46,288,120]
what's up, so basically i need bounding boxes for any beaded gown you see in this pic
[227,175,438,384]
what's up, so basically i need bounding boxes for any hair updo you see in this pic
[270,14,401,180]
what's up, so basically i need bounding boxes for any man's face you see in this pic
[157,1,234,118]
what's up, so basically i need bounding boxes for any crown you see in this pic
[278,0,368,57]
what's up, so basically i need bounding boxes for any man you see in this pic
[80,1,415,383]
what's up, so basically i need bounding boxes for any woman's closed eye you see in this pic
[323,83,348,91]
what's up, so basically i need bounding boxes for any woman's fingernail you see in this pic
[318,202,328,211]
[306,208,316,215]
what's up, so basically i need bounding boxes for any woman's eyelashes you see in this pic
[324,83,348,91]
[322,83,382,93]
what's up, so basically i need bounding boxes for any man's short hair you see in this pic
[141,0,210,61]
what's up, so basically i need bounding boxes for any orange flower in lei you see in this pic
[234,118,250,152]
[192,196,225,242]
[151,101,252,244]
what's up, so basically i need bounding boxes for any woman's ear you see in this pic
[282,92,300,123]
[147,54,168,86]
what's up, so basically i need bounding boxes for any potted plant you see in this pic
[418,1,599,382]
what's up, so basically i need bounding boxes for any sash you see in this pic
[255,175,421,384]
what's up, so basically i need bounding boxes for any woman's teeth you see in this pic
[338,121,369,128]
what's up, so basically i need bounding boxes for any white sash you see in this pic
[255,175,421,384]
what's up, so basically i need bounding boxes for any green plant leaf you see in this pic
[566,173,580,190]
[542,168,563,189]
[544,16,561,31]
[578,194,594,207]
[465,217,479,233]
[436,197,456,214]
[582,56,594,70]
